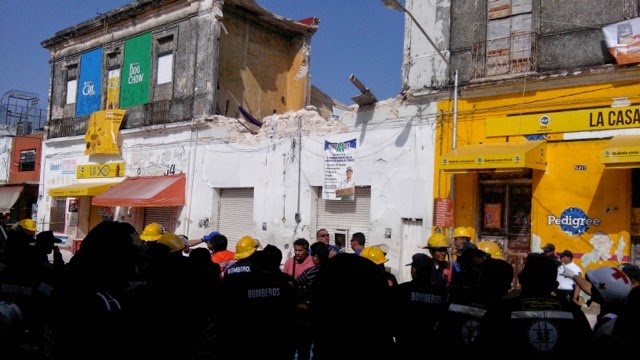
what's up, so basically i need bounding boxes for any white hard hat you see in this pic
[586,266,632,303]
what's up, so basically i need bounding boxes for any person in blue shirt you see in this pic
[350,232,366,255]
[315,229,340,257]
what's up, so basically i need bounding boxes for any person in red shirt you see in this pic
[205,233,235,274]
[283,238,314,278]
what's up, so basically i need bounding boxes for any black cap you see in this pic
[558,250,573,258]
[542,243,555,253]
[406,253,432,268]
[36,230,62,244]
[620,263,640,282]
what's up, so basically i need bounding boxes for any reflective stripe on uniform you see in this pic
[448,303,487,317]
[511,310,574,320]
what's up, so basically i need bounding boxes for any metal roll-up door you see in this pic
[218,188,255,250]
[317,186,371,251]
[49,198,67,233]
[144,207,175,234]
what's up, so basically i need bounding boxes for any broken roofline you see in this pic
[41,0,318,48]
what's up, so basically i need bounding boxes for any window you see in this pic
[19,149,36,171]
[157,53,173,84]
[473,0,535,77]
[106,49,123,110]
[66,64,79,104]
[156,35,174,85]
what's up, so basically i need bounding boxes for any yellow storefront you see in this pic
[436,81,640,277]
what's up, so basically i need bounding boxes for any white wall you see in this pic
[403,0,451,92]
[37,100,437,282]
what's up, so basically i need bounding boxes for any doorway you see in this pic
[478,174,532,288]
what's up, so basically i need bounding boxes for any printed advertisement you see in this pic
[603,17,640,65]
[76,48,103,117]
[484,203,502,229]
[84,110,126,155]
[323,139,357,200]
[120,32,151,108]
[106,68,121,110]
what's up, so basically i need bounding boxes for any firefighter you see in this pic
[476,254,592,357]
[452,226,477,259]
[223,235,260,279]
[139,222,165,242]
[437,254,513,356]
[477,240,504,260]
[394,253,448,357]
[217,249,297,359]
[360,246,398,287]
[422,232,452,288]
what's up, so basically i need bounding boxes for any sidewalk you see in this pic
[582,302,600,329]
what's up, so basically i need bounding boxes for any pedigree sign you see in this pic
[486,105,640,137]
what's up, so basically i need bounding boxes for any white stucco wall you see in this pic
[403,0,451,92]
[37,99,437,282]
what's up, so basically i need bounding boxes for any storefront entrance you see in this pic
[478,172,532,288]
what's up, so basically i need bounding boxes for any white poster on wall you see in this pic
[323,139,357,200]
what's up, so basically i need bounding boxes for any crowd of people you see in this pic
[1,220,639,359]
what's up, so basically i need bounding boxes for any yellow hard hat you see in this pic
[157,233,186,252]
[453,227,471,238]
[477,241,503,260]
[360,246,388,265]
[234,236,258,260]
[424,233,449,249]
[18,219,37,232]
[140,222,165,241]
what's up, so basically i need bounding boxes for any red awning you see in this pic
[91,174,186,207]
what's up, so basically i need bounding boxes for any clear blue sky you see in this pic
[0,0,404,108]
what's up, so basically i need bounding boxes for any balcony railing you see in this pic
[47,97,194,139]
[471,32,538,79]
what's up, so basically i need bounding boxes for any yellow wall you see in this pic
[217,13,310,120]
[435,80,640,270]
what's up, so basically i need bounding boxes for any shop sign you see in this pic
[486,104,640,136]
[547,207,601,235]
[77,162,124,179]
[433,198,454,227]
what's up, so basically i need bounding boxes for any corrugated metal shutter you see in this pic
[144,207,175,233]
[49,198,66,233]
[218,188,254,250]
[88,203,103,232]
[317,186,371,248]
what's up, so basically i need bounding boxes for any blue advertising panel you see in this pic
[76,48,103,117]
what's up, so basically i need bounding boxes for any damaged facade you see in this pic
[399,0,640,280]
[38,0,435,281]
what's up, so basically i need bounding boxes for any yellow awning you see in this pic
[48,182,118,197]
[440,140,547,173]
[601,134,640,169]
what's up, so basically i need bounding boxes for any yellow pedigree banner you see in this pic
[84,110,126,155]
[77,162,125,179]
[487,105,640,137]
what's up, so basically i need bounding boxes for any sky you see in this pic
[0,0,404,110]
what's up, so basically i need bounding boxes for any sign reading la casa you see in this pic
[486,104,640,137]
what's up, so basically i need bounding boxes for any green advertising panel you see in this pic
[120,32,151,108]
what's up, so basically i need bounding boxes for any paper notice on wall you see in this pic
[603,17,640,65]
[484,203,502,229]
[323,139,357,200]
